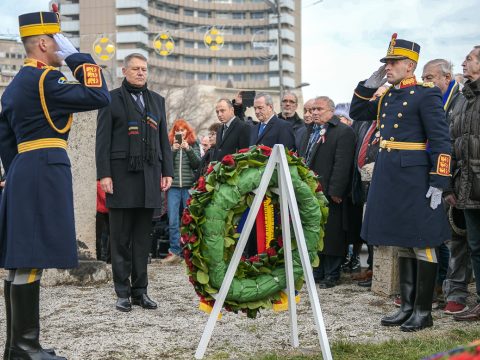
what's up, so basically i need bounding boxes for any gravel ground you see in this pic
[0,261,478,360]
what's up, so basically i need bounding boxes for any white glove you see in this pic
[364,65,387,89]
[54,33,78,61]
[426,186,443,210]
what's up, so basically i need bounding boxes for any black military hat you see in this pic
[18,11,60,38]
[380,33,420,63]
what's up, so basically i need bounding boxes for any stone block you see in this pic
[371,246,400,297]
[42,260,112,287]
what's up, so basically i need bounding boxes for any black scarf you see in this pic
[121,78,158,171]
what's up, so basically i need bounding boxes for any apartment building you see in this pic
[0,38,26,96]
[56,0,302,92]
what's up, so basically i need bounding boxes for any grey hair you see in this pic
[123,53,147,67]
[314,96,335,111]
[217,98,233,109]
[334,103,352,121]
[474,46,480,62]
[255,92,274,106]
[424,59,454,76]
[282,90,298,103]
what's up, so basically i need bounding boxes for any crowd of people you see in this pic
[0,7,479,359]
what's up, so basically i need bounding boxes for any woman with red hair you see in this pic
[164,119,201,264]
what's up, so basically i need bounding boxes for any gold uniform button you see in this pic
[403,102,408,106]
[394,124,399,128]
[381,124,385,129]
[382,113,386,118]
[388,93,392,97]
[384,102,388,106]
[390,137,395,141]
[398,113,403,118]
[379,148,382,152]
[410,90,415,94]
[387,148,391,152]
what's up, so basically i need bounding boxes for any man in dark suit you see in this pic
[300,96,355,289]
[96,53,174,312]
[212,98,251,161]
[250,92,295,150]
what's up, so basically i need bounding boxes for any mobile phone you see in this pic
[175,133,183,144]
[241,90,256,108]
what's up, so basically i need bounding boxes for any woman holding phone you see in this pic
[164,119,201,264]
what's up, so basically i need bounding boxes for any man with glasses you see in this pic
[278,91,306,151]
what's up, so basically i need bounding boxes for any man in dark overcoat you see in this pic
[0,11,110,359]
[300,96,355,289]
[350,34,451,331]
[212,98,250,162]
[96,53,173,312]
[249,92,295,150]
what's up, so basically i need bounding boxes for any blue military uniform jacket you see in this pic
[350,77,451,248]
[0,53,111,269]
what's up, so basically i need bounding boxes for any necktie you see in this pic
[135,93,144,112]
[258,123,267,136]
[305,125,322,164]
[222,124,228,140]
[357,121,377,169]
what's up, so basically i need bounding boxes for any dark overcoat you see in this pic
[213,117,251,162]
[350,78,451,248]
[96,87,174,208]
[249,115,295,150]
[0,53,111,269]
[300,116,356,256]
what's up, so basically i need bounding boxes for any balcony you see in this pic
[117,31,149,46]
[60,3,79,16]
[280,0,295,11]
[268,60,295,72]
[268,28,295,42]
[61,20,80,32]
[115,0,148,11]
[116,14,148,29]
[269,13,295,26]
[269,75,295,88]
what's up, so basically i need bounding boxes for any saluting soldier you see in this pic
[350,34,451,332]
[0,10,110,359]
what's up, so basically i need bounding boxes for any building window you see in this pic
[232,27,245,35]
[216,12,231,19]
[185,72,195,80]
[184,8,194,16]
[216,58,229,66]
[250,73,266,80]
[251,58,265,65]
[251,11,265,19]
[184,56,195,63]
[198,10,211,18]
[233,58,245,65]
[184,40,195,48]
[197,73,212,80]
[166,6,178,14]
[231,43,245,50]
[196,57,211,65]
[232,74,245,81]
[216,74,230,81]
[232,12,245,19]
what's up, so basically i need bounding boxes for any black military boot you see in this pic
[381,257,416,326]
[9,281,65,360]
[4,280,11,360]
[400,260,437,332]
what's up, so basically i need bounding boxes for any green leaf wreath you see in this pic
[181,145,328,318]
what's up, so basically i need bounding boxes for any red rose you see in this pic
[277,237,283,248]
[221,154,235,167]
[180,233,189,246]
[249,255,260,263]
[315,182,323,193]
[240,256,246,262]
[188,234,197,244]
[196,176,206,192]
[186,198,192,206]
[288,150,297,157]
[182,210,192,225]
[266,247,277,257]
[206,165,214,174]
[238,148,249,153]
[258,145,272,156]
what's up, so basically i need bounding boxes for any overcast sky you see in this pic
[1,0,478,104]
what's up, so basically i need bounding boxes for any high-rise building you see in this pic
[0,38,26,96]
[56,0,302,92]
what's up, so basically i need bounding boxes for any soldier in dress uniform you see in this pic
[0,10,110,359]
[350,34,451,331]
